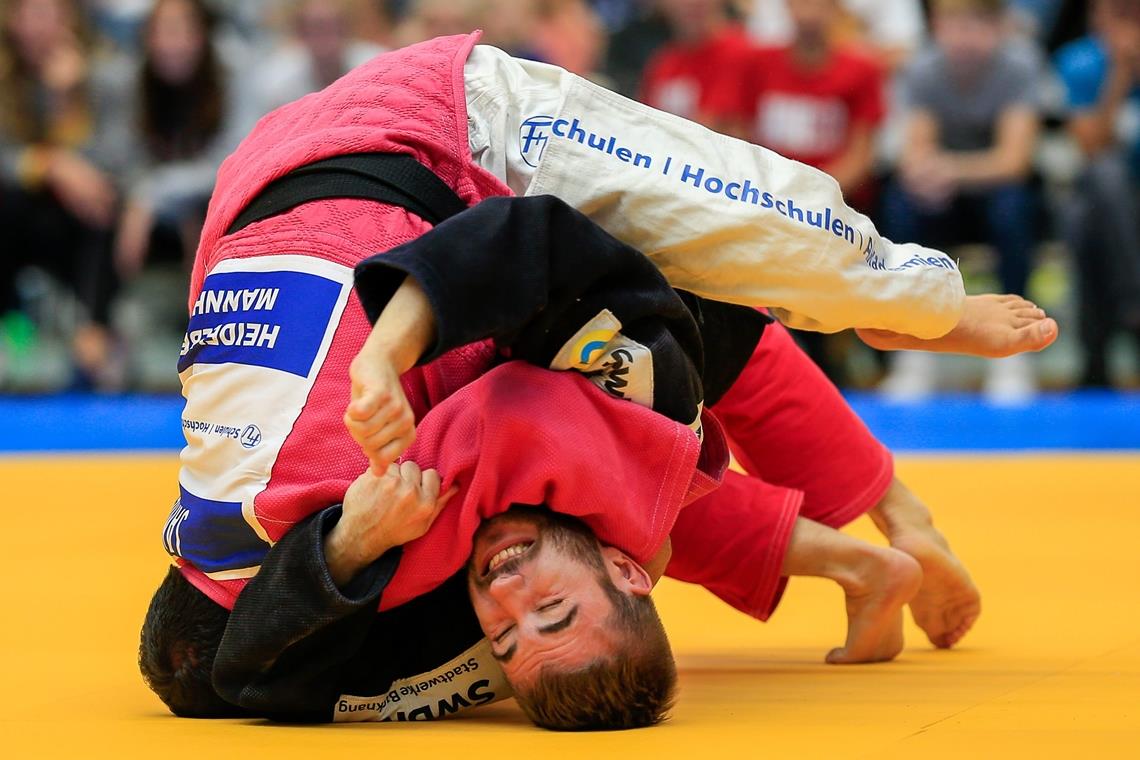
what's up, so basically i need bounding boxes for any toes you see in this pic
[1034,318,1059,348]
[1011,318,1058,353]
[826,647,849,664]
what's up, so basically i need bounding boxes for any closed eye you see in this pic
[494,624,515,643]
[537,599,563,612]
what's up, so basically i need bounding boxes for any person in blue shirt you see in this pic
[1055,0,1140,387]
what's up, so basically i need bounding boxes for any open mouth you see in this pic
[485,541,534,575]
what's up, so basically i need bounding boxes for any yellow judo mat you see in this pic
[2,454,1138,759]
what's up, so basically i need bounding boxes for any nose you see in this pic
[487,572,525,604]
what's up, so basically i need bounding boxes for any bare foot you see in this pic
[870,482,982,649]
[891,527,981,649]
[856,294,1058,358]
[826,547,922,664]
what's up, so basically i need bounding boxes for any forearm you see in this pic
[945,110,1038,187]
[1075,64,1134,156]
[943,149,1030,186]
[324,517,396,588]
[820,135,875,195]
[213,508,400,719]
[358,275,438,374]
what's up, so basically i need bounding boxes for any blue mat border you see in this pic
[0,391,1137,453]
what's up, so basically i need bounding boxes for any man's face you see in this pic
[466,509,649,688]
[787,0,836,44]
[147,0,207,86]
[297,0,347,62]
[934,9,1003,70]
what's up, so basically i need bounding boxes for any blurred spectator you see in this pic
[112,0,250,286]
[0,0,121,386]
[590,0,641,31]
[1055,0,1140,387]
[747,0,925,72]
[881,0,1042,400]
[639,0,751,125]
[86,0,153,50]
[352,0,397,47]
[532,0,607,79]
[602,1,669,97]
[479,0,539,58]
[716,0,884,201]
[709,0,885,383]
[393,0,483,47]
[249,0,385,115]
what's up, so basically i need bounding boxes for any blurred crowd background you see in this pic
[2,0,1139,402]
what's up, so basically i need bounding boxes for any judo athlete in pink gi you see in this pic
[140,33,1042,728]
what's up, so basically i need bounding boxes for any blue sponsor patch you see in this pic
[163,486,270,574]
[178,270,342,377]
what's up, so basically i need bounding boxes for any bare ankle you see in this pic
[870,480,934,539]
[834,544,893,597]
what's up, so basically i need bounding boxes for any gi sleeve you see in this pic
[355,194,770,430]
[211,506,400,722]
[356,194,693,361]
[463,44,966,339]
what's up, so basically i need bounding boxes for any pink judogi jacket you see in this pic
[169,32,726,611]
[377,362,725,611]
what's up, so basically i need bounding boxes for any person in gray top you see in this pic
[246,0,385,118]
[881,0,1044,400]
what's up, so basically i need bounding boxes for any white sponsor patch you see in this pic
[174,255,353,577]
[550,309,654,411]
[334,638,510,722]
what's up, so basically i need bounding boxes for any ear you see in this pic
[599,546,653,597]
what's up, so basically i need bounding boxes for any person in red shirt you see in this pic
[711,0,886,205]
[639,0,753,126]
[706,0,886,384]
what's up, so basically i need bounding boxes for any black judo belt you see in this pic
[226,152,468,235]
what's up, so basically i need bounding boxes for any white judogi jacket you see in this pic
[464,46,964,339]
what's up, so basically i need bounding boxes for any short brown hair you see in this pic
[513,561,677,730]
[931,0,1006,14]
[139,566,244,718]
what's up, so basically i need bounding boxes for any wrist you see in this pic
[363,332,421,375]
[323,515,396,588]
[324,520,368,588]
[364,276,437,371]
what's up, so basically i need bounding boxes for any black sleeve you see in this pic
[678,292,771,407]
[356,194,724,426]
[354,194,700,365]
[211,507,400,722]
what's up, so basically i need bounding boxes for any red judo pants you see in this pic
[666,322,894,620]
